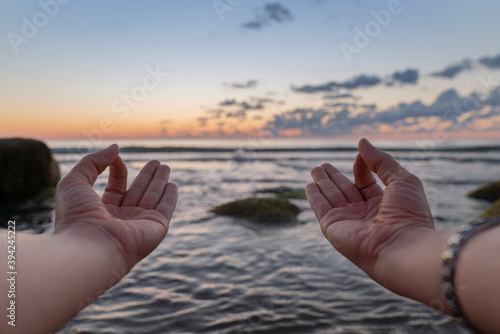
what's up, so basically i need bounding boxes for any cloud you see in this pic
[292,74,381,93]
[159,119,172,124]
[226,80,258,89]
[248,96,285,107]
[431,59,472,79]
[201,98,274,126]
[266,88,497,136]
[220,99,237,106]
[431,55,500,79]
[242,3,293,30]
[240,101,264,111]
[207,109,224,119]
[323,93,354,100]
[253,97,273,103]
[324,102,357,109]
[479,54,500,69]
[486,86,500,106]
[242,22,263,30]
[218,97,275,111]
[264,3,293,22]
[361,103,376,110]
[219,99,264,111]
[226,111,248,119]
[197,117,209,127]
[266,108,332,135]
[291,53,498,94]
[391,69,419,84]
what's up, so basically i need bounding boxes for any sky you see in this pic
[1,0,500,140]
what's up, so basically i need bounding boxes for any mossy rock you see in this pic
[0,138,60,204]
[256,186,307,199]
[212,197,300,223]
[468,181,500,202]
[481,198,500,218]
[277,189,307,200]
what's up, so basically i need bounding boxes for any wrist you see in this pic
[373,227,457,313]
[55,223,132,275]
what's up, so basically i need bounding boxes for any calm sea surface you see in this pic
[28,138,500,333]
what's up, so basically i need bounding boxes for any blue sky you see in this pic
[1,0,500,138]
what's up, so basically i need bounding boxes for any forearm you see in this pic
[376,226,500,333]
[455,225,500,333]
[0,230,128,334]
[375,229,455,311]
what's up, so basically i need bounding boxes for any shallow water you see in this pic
[58,218,470,334]
[23,138,500,333]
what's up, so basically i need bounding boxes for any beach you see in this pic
[16,138,500,333]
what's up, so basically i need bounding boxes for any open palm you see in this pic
[54,144,178,270]
[306,138,435,282]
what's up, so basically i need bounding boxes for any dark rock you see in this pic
[0,138,60,205]
[212,197,300,223]
[276,189,306,200]
[468,181,500,202]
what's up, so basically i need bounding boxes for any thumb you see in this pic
[358,138,413,186]
[66,144,120,185]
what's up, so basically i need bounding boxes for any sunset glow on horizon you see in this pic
[1,1,500,141]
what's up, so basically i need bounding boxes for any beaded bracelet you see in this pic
[441,216,500,330]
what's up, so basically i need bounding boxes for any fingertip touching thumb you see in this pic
[101,144,120,161]
[357,138,406,184]
[105,143,120,152]
[70,144,121,183]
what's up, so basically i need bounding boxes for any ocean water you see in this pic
[31,138,500,333]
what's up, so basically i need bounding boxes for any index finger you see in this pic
[67,144,120,185]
